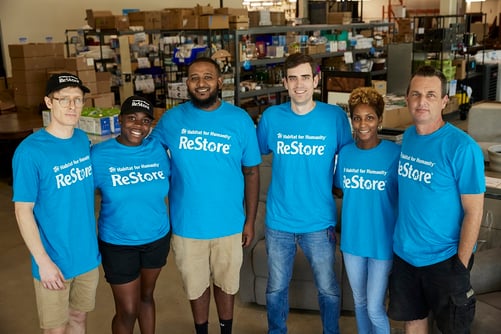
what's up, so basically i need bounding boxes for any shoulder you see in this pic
[316,101,346,114]
[91,138,115,155]
[381,139,401,151]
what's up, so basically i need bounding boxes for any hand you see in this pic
[242,221,255,248]
[38,256,66,290]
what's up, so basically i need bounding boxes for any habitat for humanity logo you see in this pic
[110,163,166,186]
[398,152,434,184]
[276,132,326,156]
[178,128,231,154]
[342,167,388,191]
[54,155,92,189]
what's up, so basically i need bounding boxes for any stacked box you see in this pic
[270,12,285,26]
[229,15,249,30]
[199,15,229,29]
[94,15,129,31]
[215,7,248,16]
[128,11,162,30]
[195,4,215,15]
[9,43,65,109]
[86,9,112,28]
[96,71,112,94]
[327,12,351,25]
[161,9,196,29]
[84,92,115,108]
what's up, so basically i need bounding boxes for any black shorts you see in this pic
[99,233,171,285]
[388,253,475,334]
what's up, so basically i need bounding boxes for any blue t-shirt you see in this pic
[257,101,353,233]
[151,101,262,239]
[12,128,100,280]
[334,140,400,260]
[91,136,170,245]
[394,123,486,267]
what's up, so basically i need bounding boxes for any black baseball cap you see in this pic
[45,73,90,96]
[120,96,155,119]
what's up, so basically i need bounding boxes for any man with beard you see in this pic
[151,57,261,334]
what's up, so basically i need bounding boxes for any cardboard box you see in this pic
[270,12,285,26]
[229,15,249,23]
[372,80,387,96]
[215,7,248,16]
[11,56,57,70]
[85,82,98,94]
[396,18,412,34]
[198,15,229,29]
[65,57,95,71]
[382,105,412,129]
[12,82,45,96]
[86,9,113,28]
[92,92,115,108]
[128,11,162,30]
[9,44,41,58]
[79,115,111,135]
[327,12,351,25]
[14,93,44,107]
[195,4,215,15]
[230,22,249,30]
[453,59,466,80]
[12,69,47,84]
[77,69,97,84]
[249,11,272,27]
[161,9,196,29]
[94,15,129,30]
[443,95,459,115]
[8,43,63,58]
[96,71,112,93]
[96,81,111,94]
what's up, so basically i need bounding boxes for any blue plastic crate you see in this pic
[172,46,207,65]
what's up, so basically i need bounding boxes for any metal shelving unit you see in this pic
[231,22,394,106]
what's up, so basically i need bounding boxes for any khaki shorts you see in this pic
[34,267,99,329]
[172,233,243,300]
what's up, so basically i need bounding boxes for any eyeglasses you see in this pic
[52,96,85,108]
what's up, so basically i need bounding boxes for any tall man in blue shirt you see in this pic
[257,53,353,334]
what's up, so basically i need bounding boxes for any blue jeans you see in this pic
[343,252,392,334]
[265,226,340,334]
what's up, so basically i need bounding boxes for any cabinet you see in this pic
[230,22,393,111]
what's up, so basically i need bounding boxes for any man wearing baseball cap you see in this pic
[12,72,101,333]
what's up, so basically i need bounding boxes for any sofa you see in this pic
[239,155,355,312]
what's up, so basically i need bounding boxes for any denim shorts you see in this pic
[99,233,171,284]
[388,253,475,334]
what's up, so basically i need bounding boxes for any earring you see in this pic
[378,124,383,132]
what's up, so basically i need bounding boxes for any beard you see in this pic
[189,88,219,109]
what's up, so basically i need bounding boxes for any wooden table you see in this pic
[0,112,43,179]
[0,112,42,140]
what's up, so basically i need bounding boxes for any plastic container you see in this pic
[172,46,207,65]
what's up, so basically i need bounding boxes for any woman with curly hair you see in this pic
[333,87,400,334]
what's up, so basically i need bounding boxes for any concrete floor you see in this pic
[0,176,364,333]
